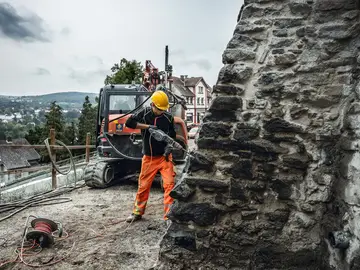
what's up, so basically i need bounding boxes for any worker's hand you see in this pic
[148,125,158,130]
[164,145,173,162]
[173,141,182,149]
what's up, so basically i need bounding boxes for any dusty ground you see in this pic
[0,182,167,270]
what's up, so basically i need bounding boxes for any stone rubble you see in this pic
[157,0,360,269]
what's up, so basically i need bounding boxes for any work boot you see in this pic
[126,213,142,223]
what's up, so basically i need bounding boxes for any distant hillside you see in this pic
[0,92,98,104]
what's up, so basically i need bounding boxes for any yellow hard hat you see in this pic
[151,90,169,111]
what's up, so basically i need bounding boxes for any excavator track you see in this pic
[84,160,115,188]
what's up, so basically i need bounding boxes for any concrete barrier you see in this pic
[0,167,85,203]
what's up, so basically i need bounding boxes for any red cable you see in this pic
[33,221,53,235]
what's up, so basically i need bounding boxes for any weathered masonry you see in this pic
[156,0,360,269]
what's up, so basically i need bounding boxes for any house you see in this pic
[0,138,41,184]
[171,75,212,125]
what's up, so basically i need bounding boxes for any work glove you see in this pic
[148,125,158,130]
[164,145,173,162]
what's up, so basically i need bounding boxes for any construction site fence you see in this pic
[0,129,96,190]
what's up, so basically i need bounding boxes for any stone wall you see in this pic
[157,0,360,269]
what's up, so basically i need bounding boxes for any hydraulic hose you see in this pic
[102,132,142,161]
[109,85,153,124]
[44,138,77,187]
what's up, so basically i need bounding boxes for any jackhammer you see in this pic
[148,127,194,161]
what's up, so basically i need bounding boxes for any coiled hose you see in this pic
[44,138,77,187]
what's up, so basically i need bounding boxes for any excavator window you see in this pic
[109,95,136,113]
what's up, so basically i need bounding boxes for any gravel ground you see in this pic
[0,183,167,270]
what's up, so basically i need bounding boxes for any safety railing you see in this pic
[0,128,96,190]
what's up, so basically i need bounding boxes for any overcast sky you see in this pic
[0,0,242,96]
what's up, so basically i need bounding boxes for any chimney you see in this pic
[180,75,184,81]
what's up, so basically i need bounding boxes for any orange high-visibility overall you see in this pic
[133,154,175,220]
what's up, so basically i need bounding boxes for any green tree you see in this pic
[44,101,65,140]
[78,96,97,145]
[25,125,44,145]
[104,58,143,85]
[64,122,77,145]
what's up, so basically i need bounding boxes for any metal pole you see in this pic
[50,128,57,189]
[85,132,90,163]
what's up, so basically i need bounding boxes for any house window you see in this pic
[198,86,203,94]
[15,170,22,179]
[197,98,200,105]
[201,98,204,105]
[186,113,193,122]
[190,98,193,104]
[186,97,189,104]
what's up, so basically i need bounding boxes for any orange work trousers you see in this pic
[133,154,175,220]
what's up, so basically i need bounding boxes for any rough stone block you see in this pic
[249,139,288,154]
[274,18,303,29]
[202,111,237,123]
[161,223,197,251]
[289,105,309,119]
[227,34,258,50]
[197,138,239,151]
[282,153,310,169]
[298,73,331,85]
[289,1,312,17]
[199,122,233,138]
[223,48,256,64]
[307,95,340,108]
[263,132,299,143]
[314,0,358,11]
[270,38,296,48]
[319,23,360,40]
[274,53,297,66]
[168,202,221,226]
[263,117,304,133]
[208,96,242,112]
[185,177,229,190]
[224,159,253,179]
[217,64,253,84]
[213,84,244,95]
[272,48,285,54]
[273,29,288,37]
[270,180,292,200]
[233,127,260,141]
[170,179,195,201]
[187,150,216,173]
[241,4,265,19]
[235,21,268,34]
[230,178,248,201]
[274,171,305,183]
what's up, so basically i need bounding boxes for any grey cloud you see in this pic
[171,49,212,71]
[180,59,212,71]
[0,2,50,42]
[60,27,70,36]
[35,68,51,75]
[68,68,108,84]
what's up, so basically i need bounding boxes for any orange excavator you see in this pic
[84,57,189,188]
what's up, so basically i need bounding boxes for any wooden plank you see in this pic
[50,129,57,190]
[85,133,91,163]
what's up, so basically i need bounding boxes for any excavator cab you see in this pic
[84,84,189,188]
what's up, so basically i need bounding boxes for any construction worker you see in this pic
[125,90,176,225]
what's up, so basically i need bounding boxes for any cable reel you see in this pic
[25,217,62,248]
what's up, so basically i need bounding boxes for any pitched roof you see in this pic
[171,77,195,97]
[184,77,202,87]
[0,138,41,170]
